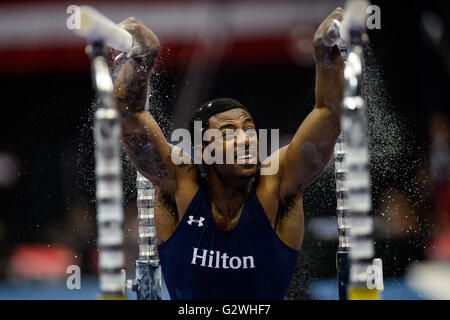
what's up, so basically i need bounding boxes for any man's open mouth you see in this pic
[236,154,256,164]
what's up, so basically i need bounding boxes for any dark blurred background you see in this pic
[0,0,449,299]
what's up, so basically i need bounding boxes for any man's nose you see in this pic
[235,130,258,152]
[234,129,249,147]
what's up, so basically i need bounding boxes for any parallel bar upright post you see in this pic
[334,138,351,300]
[340,21,380,299]
[129,172,161,300]
[88,41,127,299]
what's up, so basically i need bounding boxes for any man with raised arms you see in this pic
[113,8,345,299]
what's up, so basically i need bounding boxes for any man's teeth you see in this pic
[237,155,254,160]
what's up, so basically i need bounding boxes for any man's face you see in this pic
[202,108,259,178]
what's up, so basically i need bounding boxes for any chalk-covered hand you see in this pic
[115,17,160,66]
[313,8,345,68]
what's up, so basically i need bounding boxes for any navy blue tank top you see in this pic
[157,178,300,300]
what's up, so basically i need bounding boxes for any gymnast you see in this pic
[113,8,345,299]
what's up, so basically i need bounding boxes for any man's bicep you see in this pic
[121,111,177,190]
[278,107,340,196]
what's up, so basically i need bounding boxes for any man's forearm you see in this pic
[114,57,154,115]
[314,44,345,118]
[314,62,344,126]
[312,7,345,118]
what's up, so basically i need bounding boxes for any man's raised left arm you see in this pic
[277,8,345,198]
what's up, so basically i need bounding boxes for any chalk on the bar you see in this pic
[74,6,133,52]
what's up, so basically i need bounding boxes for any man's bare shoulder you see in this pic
[255,145,288,196]
[255,146,286,223]
[256,145,306,219]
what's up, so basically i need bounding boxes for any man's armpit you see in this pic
[156,187,179,220]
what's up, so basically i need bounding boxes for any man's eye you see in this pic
[222,130,234,139]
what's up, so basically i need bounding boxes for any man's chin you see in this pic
[235,164,258,178]
[211,162,259,179]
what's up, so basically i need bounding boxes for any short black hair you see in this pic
[189,98,252,140]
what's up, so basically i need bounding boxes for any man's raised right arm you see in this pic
[113,18,195,192]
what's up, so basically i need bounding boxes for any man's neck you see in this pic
[204,169,253,219]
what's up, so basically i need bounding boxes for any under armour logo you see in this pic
[187,216,205,227]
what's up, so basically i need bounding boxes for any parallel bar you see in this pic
[88,41,126,299]
[75,6,133,52]
[339,7,381,295]
[333,0,382,299]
